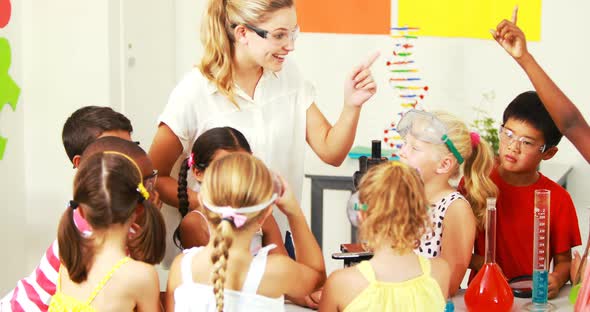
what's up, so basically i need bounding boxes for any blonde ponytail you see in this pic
[200,0,237,106]
[210,220,234,312]
[463,138,498,229]
[433,111,498,229]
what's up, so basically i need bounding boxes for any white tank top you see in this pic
[173,244,285,312]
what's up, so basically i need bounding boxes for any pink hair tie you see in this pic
[187,153,195,168]
[217,207,248,228]
[470,132,481,148]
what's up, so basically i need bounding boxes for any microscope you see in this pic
[334,140,388,266]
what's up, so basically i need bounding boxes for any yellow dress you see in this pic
[48,257,130,312]
[344,256,446,312]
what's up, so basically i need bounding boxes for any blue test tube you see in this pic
[523,189,555,311]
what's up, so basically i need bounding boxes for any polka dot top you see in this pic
[415,191,467,259]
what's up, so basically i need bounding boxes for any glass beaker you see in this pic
[464,197,514,311]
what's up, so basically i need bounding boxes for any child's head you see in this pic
[57,151,165,283]
[62,106,133,167]
[398,110,497,228]
[81,136,159,200]
[357,161,429,253]
[175,127,251,247]
[499,91,562,173]
[200,0,295,105]
[200,153,276,312]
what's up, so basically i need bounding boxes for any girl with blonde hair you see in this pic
[166,153,325,311]
[396,109,498,296]
[320,161,450,311]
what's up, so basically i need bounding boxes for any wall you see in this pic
[297,2,590,205]
[0,0,26,293]
[0,0,114,293]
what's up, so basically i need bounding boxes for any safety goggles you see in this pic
[242,24,299,46]
[143,169,158,193]
[397,110,464,164]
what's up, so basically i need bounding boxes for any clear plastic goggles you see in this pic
[397,110,464,164]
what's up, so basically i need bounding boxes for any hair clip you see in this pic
[203,194,277,228]
[187,153,195,168]
[354,203,368,211]
[69,200,79,210]
[470,131,481,148]
[219,208,248,228]
[137,183,150,201]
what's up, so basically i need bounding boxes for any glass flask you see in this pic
[464,197,514,312]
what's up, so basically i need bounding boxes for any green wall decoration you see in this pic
[0,37,21,160]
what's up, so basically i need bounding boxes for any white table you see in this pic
[285,285,576,311]
[451,285,573,311]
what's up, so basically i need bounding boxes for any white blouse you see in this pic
[157,59,316,267]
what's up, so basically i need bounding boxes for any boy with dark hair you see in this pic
[492,6,590,163]
[62,106,133,167]
[467,91,581,299]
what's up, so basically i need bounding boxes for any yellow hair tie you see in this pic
[137,183,150,200]
[389,160,405,168]
[103,151,149,200]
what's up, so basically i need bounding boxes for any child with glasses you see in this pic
[492,6,590,163]
[320,161,450,311]
[48,151,165,312]
[464,91,581,299]
[396,109,497,296]
[165,153,325,311]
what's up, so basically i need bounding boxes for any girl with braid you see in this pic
[166,153,325,311]
[173,127,285,257]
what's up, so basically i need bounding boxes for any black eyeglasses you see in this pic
[239,23,300,45]
[143,169,158,192]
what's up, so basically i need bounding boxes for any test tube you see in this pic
[524,189,555,311]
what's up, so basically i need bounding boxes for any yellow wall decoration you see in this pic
[398,1,541,41]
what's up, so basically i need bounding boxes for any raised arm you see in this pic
[306,52,379,166]
[272,176,326,298]
[492,6,590,162]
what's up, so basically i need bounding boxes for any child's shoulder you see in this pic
[121,259,159,287]
[538,173,570,194]
[328,265,365,284]
[265,253,294,277]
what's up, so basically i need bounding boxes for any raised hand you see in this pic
[344,51,379,107]
[274,175,301,218]
[490,6,528,59]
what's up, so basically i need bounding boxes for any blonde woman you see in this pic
[149,0,378,268]
[165,153,325,311]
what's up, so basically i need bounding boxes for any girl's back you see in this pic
[52,258,158,311]
[173,244,284,312]
[341,255,447,312]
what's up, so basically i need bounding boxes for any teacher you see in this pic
[149,0,378,264]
